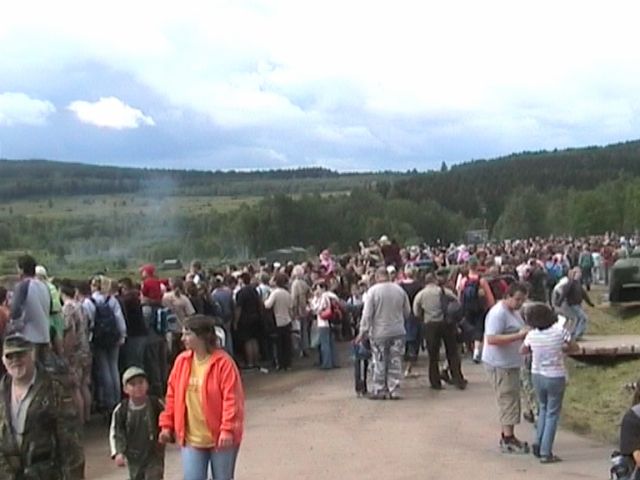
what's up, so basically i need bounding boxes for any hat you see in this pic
[122,366,147,386]
[386,265,397,275]
[379,235,390,245]
[35,265,48,279]
[3,334,34,355]
[139,264,156,276]
[468,255,479,266]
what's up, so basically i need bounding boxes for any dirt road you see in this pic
[86,348,612,479]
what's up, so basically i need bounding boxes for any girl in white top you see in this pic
[521,303,577,464]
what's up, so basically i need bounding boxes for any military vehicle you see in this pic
[609,248,640,303]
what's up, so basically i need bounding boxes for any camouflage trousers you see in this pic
[370,337,404,396]
[128,453,164,480]
[520,355,539,418]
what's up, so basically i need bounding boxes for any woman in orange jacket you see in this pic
[159,314,245,480]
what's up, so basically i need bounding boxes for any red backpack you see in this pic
[320,297,345,325]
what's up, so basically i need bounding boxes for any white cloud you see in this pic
[3,0,640,167]
[0,92,55,126]
[67,97,155,129]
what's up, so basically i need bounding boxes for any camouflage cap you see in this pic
[3,333,34,355]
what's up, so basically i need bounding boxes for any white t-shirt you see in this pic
[482,302,525,369]
[523,324,569,378]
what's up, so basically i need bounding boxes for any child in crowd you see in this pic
[110,367,165,480]
[353,337,371,397]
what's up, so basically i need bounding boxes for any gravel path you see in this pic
[84,347,612,479]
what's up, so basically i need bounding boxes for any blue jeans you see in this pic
[94,345,121,409]
[181,445,239,480]
[318,327,338,369]
[569,304,588,339]
[532,374,566,457]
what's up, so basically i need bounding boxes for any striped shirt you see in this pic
[523,324,569,378]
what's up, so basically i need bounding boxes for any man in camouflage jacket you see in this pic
[0,333,83,480]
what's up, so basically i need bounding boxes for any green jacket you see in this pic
[0,370,83,480]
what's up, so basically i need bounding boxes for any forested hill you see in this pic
[0,160,404,200]
[387,140,640,225]
[2,139,640,205]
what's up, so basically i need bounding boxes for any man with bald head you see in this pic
[357,267,411,400]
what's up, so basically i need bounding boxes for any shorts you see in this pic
[486,366,521,426]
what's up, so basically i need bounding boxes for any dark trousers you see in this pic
[274,324,292,369]
[424,321,465,388]
[144,332,168,397]
[354,357,369,394]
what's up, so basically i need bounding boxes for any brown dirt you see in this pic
[85,347,613,479]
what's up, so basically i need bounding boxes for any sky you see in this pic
[1,0,640,172]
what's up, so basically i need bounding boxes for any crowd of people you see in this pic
[0,231,638,479]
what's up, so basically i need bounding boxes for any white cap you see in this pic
[35,265,48,279]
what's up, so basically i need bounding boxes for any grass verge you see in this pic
[562,285,640,444]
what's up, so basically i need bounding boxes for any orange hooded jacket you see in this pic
[159,349,245,446]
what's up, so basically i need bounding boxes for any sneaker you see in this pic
[368,392,387,401]
[540,454,562,464]
[500,436,530,454]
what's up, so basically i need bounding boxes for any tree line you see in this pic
[2,139,640,273]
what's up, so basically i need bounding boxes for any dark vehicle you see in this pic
[264,247,310,265]
[609,248,640,303]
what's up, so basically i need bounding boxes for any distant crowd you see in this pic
[0,232,638,479]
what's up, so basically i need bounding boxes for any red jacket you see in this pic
[159,349,245,447]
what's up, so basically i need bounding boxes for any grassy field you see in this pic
[562,284,640,444]
[0,194,263,219]
[0,190,350,220]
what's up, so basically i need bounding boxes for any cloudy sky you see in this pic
[1,0,640,172]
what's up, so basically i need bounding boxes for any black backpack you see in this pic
[461,279,483,316]
[91,297,120,348]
